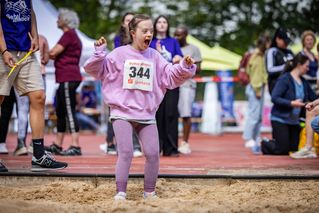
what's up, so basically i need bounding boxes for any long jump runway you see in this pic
[1,133,319,178]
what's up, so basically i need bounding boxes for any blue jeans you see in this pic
[242,85,264,142]
[311,115,319,134]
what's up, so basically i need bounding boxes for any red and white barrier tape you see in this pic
[194,76,238,83]
[82,76,239,83]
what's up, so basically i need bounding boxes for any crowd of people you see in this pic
[242,28,319,159]
[0,0,318,200]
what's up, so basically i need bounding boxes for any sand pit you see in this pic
[0,176,318,213]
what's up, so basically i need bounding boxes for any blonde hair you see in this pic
[301,30,316,47]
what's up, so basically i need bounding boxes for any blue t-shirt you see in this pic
[113,35,121,49]
[1,0,32,51]
[150,37,183,62]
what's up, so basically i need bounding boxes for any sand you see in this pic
[0,176,318,213]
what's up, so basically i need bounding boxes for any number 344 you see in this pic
[129,67,150,79]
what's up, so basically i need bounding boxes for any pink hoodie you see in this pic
[84,44,196,120]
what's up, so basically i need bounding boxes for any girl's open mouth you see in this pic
[144,38,151,46]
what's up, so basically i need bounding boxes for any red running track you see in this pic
[1,133,319,177]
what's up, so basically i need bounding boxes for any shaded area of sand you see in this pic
[0,177,319,213]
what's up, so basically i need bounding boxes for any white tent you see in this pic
[33,0,98,104]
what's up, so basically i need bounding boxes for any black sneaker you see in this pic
[60,146,82,156]
[31,152,67,172]
[0,161,8,172]
[44,143,62,155]
[107,144,117,155]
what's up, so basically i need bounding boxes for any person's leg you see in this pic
[64,82,80,147]
[59,82,81,156]
[182,117,191,140]
[305,105,319,147]
[289,124,301,152]
[163,88,179,156]
[27,90,45,158]
[252,86,265,142]
[156,96,166,154]
[113,119,134,193]
[0,88,16,153]
[55,84,66,148]
[136,123,159,193]
[178,86,195,144]
[15,53,67,170]
[311,116,319,134]
[271,120,290,155]
[106,120,115,144]
[290,109,319,159]
[14,89,29,155]
[243,85,261,144]
[0,52,19,170]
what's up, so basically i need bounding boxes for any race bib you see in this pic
[123,59,154,91]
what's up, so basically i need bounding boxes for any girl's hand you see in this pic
[184,55,195,66]
[94,37,107,47]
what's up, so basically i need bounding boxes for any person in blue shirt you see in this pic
[0,0,67,172]
[150,15,183,156]
[113,12,134,48]
[262,53,317,155]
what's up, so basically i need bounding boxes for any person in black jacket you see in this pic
[265,27,294,94]
[262,53,317,155]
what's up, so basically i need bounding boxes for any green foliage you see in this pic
[49,0,318,54]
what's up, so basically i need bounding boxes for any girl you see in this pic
[103,12,143,158]
[150,15,183,156]
[84,14,196,200]
[242,34,270,153]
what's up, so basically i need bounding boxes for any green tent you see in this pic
[187,35,241,70]
[290,36,319,53]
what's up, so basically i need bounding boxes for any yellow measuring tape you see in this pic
[7,50,33,77]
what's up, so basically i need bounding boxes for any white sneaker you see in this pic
[99,143,107,153]
[178,141,191,154]
[114,191,126,200]
[244,139,256,148]
[0,143,8,154]
[133,149,143,157]
[143,191,158,199]
[290,147,317,159]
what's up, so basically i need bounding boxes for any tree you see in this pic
[49,0,318,54]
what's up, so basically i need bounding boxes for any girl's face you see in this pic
[304,35,315,50]
[131,19,153,51]
[276,37,287,49]
[155,17,168,34]
[123,14,134,27]
[298,60,310,75]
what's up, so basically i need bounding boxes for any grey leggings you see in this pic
[113,119,159,193]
